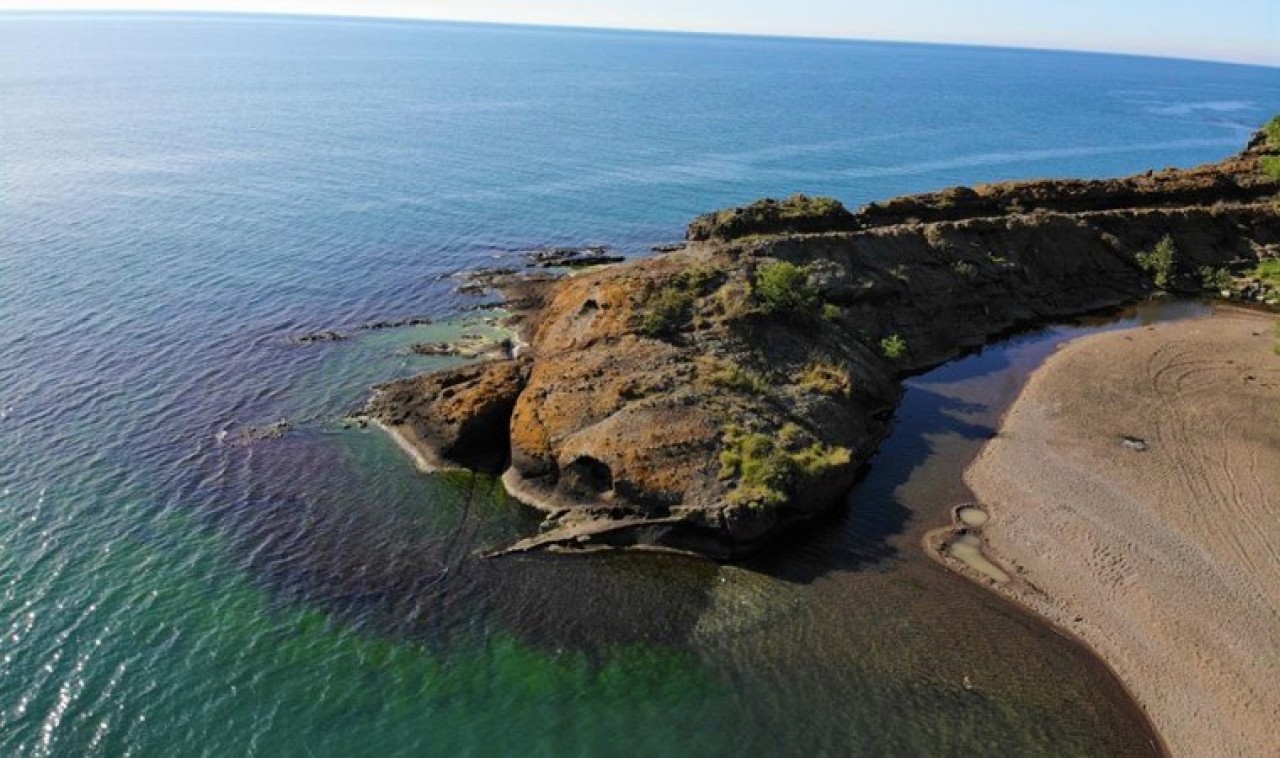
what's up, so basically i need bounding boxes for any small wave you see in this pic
[433,130,940,204]
[828,137,1240,180]
[1147,100,1256,116]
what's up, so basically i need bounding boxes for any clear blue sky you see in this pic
[2,0,1277,66]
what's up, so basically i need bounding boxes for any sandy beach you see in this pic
[950,308,1280,757]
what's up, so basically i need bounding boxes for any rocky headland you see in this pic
[367,125,1280,558]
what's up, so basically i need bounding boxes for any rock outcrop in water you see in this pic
[366,126,1280,558]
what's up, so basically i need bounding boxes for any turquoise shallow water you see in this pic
[1,13,1277,756]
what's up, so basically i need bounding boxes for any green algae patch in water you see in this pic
[0,476,739,758]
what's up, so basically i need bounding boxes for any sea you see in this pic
[1,13,1277,757]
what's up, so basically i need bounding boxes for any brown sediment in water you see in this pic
[935,308,1280,758]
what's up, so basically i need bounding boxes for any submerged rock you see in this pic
[239,419,290,442]
[409,334,512,360]
[369,124,1280,558]
[359,316,433,331]
[291,330,346,344]
[524,245,625,268]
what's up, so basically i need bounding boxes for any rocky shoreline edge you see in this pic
[363,121,1280,559]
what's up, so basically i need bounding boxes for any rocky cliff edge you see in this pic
[367,123,1280,558]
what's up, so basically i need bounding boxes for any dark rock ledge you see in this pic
[365,125,1280,559]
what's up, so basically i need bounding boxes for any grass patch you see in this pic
[712,278,757,322]
[1254,258,1280,290]
[795,360,852,398]
[880,333,908,360]
[1136,235,1177,290]
[719,424,852,508]
[950,260,977,278]
[1263,156,1280,181]
[697,357,769,394]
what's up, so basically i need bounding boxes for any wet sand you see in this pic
[955,308,1280,757]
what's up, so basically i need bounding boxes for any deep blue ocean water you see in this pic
[1,13,1277,756]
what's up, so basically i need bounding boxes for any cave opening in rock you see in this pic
[563,455,614,497]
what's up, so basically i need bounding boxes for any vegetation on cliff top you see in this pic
[1265,115,1280,145]
[687,193,857,241]
[1262,115,1280,180]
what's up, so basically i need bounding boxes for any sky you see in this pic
[1,0,1277,66]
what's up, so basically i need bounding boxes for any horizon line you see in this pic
[2,8,1277,70]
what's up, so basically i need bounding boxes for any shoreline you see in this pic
[922,523,1169,757]
[931,307,1280,758]
[370,417,461,474]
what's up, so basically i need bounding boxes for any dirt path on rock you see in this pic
[961,307,1280,757]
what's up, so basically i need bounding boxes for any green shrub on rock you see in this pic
[1136,235,1177,290]
[636,265,722,336]
[880,334,908,360]
[752,260,820,314]
[1199,265,1233,292]
[637,286,694,336]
